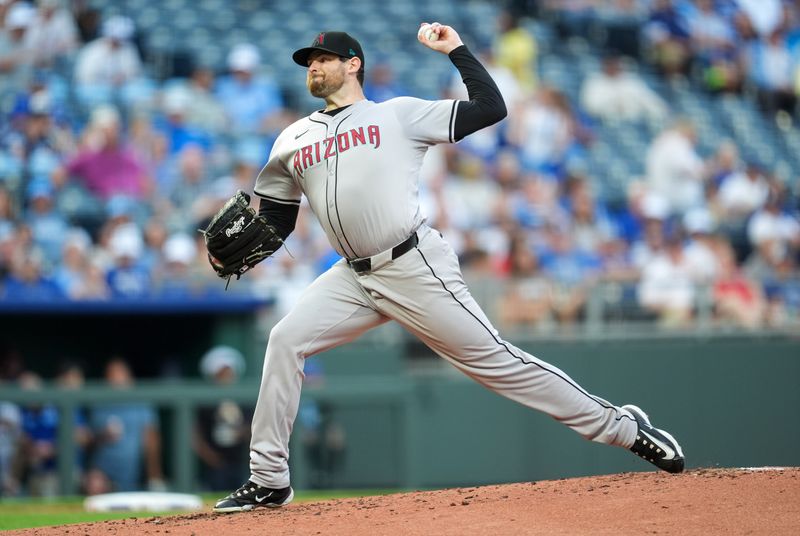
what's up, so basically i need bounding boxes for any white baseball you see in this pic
[419,24,439,42]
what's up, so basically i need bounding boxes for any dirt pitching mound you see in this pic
[11,468,800,535]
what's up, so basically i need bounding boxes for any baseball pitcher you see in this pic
[208,22,684,512]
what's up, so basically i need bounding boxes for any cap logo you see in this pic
[316,32,325,45]
[349,48,356,56]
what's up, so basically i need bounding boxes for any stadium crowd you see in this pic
[1,0,800,497]
[0,0,798,329]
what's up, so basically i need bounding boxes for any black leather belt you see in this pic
[348,232,418,273]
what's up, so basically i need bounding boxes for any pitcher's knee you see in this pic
[267,319,307,359]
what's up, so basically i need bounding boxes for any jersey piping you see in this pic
[308,116,355,259]
[448,100,458,143]
[253,192,301,205]
[415,247,636,425]
[332,113,360,258]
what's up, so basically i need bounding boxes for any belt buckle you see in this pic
[349,257,371,273]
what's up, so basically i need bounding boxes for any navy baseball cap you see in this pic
[292,31,364,70]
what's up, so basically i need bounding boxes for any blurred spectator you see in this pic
[363,59,408,102]
[154,232,200,294]
[580,54,668,122]
[717,162,769,223]
[0,401,22,496]
[509,87,576,174]
[608,181,649,244]
[193,346,250,491]
[128,113,169,189]
[643,0,692,78]
[59,105,152,201]
[594,0,650,58]
[157,88,213,155]
[685,0,741,93]
[745,29,797,116]
[645,119,705,215]
[459,238,496,280]
[441,155,500,231]
[494,10,537,91]
[544,0,596,40]
[713,237,766,328]
[706,139,743,188]
[25,178,68,263]
[682,207,720,283]
[72,1,100,44]
[1,221,34,270]
[88,357,164,493]
[2,86,70,200]
[504,173,568,234]
[3,247,62,300]
[0,1,35,95]
[165,144,211,223]
[211,144,261,197]
[497,233,553,327]
[745,190,800,278]
[105,222,150,298]
[0,185,18,251]
[215,43,286,135]
[735,0,784,38]
[177,66,227,133]
[73,15,144,106]
[17,372,59,496]
[763,275,800,327]
[0,189,17,276]
[637,233,695,326]
[598,235,639,282]
[140,216,167,271]
[55,359,92,489]
[630,193,669,270]
[52,228,104,298]
[538,226,601,324]
[564,177,616,254]
[0,345,26,385]
[24,0,78,69]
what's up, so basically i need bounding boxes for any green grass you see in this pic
[0,490,396,531]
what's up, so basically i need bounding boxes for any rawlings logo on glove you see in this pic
[202,191,283,286]
[225,216,247,237]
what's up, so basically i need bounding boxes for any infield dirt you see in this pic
[8,468,800,535]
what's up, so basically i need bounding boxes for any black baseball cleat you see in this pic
[623,404,685,474]
[213,480,294,513]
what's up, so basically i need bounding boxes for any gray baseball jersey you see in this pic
[254,97,456,259]
[247,97,639,488]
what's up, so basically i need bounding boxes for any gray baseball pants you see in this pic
[249,225,638,488]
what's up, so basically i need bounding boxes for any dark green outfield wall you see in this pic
[2,328,797,492]
[296,335,800,488]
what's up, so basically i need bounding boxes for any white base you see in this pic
[84,491,203,512]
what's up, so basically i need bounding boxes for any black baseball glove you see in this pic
[202,191,282,284]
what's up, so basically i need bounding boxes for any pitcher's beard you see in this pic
[309,82,330,98]
[308,75,343,98]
